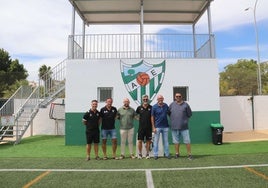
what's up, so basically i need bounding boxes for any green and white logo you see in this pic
[120,60,166,105]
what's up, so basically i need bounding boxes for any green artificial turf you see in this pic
[1,135,268,188]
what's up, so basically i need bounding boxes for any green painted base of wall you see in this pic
[189,111,221,143]
[65,111,220,145]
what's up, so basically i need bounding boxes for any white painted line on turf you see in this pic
[1,164,268,172]
[145,170,154,188]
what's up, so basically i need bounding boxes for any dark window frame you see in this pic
[173,86,188,101]
[98,87,113,102]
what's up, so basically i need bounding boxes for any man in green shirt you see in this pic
[117,98,136,159]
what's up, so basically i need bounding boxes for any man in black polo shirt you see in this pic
[100,98,118,160]
[82,99,101,161]
[136,94,152,159]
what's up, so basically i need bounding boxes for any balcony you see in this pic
[68,33,215,59]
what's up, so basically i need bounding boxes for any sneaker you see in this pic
[138,154,142,159]
[187,155,193,160]
[165,155,171,159]
[85,157,90,161]
[130,154,136,159]
[95,156,101,160]
[103,156,108,160]
[146,154,150,159]
[175,153,180,159]
[154,156,158,160]
[119,155,125,160]
[112,156,119,160]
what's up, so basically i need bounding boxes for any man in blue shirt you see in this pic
[151,94,170,160]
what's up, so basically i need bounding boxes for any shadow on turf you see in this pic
[0,135,63,147]
[165,154,213,159]
[20,135,64,144]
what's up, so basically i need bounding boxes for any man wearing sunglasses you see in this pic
[169,93,193,160]
[136,95,152,159]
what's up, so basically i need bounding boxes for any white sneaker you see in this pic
[130,154,136,159]
[146,154,150,159]
[138,154,142,159]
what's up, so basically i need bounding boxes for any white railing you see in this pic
[0,85,33,117]
[68,33,215,59]
[38,59,66,106]
[0,59,67,143]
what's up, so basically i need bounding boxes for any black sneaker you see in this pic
[187,155,193,160]
[165,155,171,159]
[175,154,180,159]
[154,156,158,160]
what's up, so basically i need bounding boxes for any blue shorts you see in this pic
[101,129,117,139]
[171,129,191,144]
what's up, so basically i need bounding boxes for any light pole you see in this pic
[245,0,262,95]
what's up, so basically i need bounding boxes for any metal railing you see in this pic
[0,59,67,143]
[0,85,33,117]
[0,85,36,142]
[68,33,215,59]
[38,59,66,107]
[13,86,40,144]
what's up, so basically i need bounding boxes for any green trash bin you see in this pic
[211,123,224,145]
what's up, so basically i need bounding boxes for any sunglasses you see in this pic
[175,96,182,98]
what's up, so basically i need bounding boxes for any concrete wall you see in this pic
[64,58,220,145]
[23,98,65,137]
[22,96,268,139]
[220,96,268,132]
[65,59,220,112]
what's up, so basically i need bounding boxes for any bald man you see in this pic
[151,94,170,160]
[117,98,137,159]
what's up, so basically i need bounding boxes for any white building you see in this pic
[65,0,219,145]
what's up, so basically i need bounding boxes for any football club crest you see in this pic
[120,60,166,105]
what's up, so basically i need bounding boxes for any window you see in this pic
[173,86,188,101]
[98,87,113,102]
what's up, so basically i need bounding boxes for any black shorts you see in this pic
[137,129,152,141]
[86,129,100,144]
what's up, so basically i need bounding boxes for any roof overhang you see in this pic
[69,0,213,25]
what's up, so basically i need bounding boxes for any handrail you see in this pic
[0,58,66,144]
[38,59,66,100]
[0,86,22,115]
[14,87,39,120]
[68,33,215,59]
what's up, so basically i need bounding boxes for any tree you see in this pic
[38,64,51,80]
[38,65,52,96]
[0,48,28,98]
[219,59,268,96]
[260,62,268,94]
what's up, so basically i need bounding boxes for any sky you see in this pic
[0,0,268,82]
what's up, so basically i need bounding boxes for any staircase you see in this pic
[0,60,66,144]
